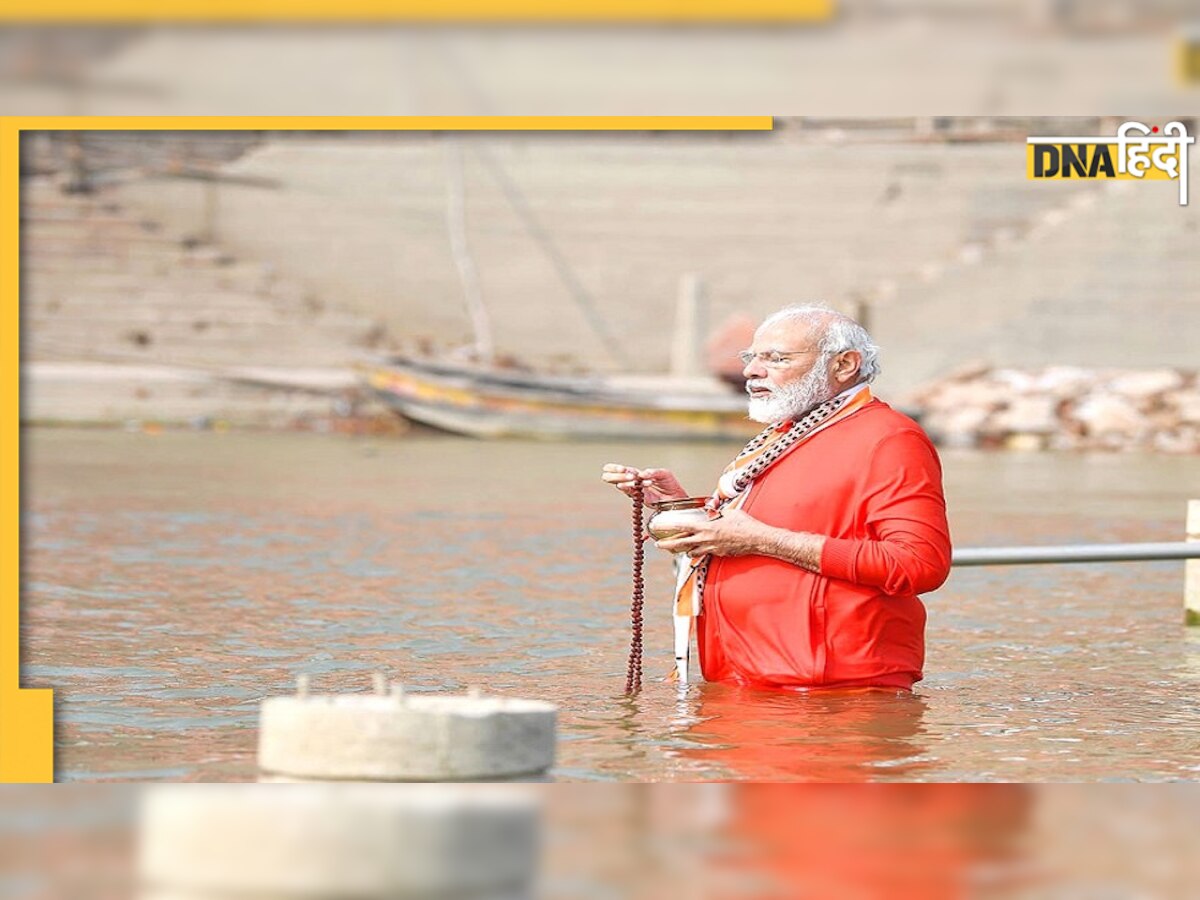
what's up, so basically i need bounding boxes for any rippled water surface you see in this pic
[21,428,1200,781]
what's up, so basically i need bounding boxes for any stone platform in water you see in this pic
[258,679,557,782]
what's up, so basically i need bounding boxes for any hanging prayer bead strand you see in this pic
[625,480,646,695]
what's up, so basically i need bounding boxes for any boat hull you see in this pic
[362,359,758,441]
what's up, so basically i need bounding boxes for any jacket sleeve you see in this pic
[818,429,952,596]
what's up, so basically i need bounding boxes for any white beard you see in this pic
[746,362,835,424]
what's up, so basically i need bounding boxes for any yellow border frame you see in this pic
[0,0,833,23]
[0,115,772,783]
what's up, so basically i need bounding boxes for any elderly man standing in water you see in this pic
[602,305,952,690]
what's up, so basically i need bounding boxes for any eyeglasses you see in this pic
[737,348,823,369]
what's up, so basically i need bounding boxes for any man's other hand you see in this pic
[654,508,769,558]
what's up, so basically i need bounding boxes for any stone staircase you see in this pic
[21,177,383,426]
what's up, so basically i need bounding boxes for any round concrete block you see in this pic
[138,784,537,898]
[258,772,554,784]
[258,690,557,781]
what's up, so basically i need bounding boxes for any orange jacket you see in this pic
[697,399,952,689]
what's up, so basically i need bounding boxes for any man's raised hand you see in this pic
[601,464,689,504]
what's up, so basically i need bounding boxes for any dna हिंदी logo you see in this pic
[1026,121,1194,206]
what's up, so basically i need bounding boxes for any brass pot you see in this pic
[646,497,712,541]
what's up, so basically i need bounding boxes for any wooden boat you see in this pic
[360,356,759,441]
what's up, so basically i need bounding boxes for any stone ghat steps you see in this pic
[23,362,352,426]
[24,288,357,321]
[25,314,368,348]
[25,312,364,341]
[23,131,261,182]
[26,329,364,368]
[24,315,370,367]
[20,231,183,257]
[21,176,380,372]
[23,264,314,308]
[20,217,166,240]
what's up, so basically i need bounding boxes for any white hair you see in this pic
[758,304,881,383]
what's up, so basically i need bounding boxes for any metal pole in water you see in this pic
[1187,500,1200,627]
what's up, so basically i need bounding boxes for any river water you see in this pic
[20,428,1200,782]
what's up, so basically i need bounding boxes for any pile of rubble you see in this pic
[912,365,1200,453]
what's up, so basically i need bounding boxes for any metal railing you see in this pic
[953,500,1200,624]
[953,542,1200,567]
